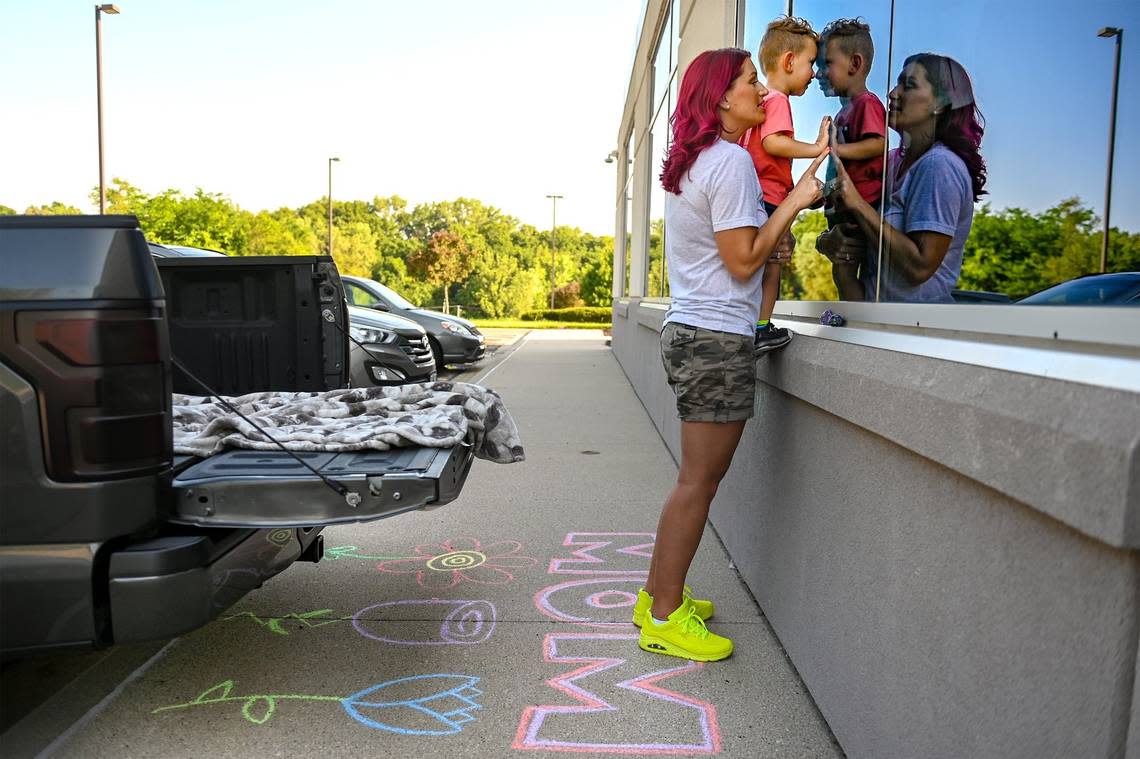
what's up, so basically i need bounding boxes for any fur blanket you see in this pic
[172,382,524,464]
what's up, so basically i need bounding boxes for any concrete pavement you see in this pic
[18,330,841,758]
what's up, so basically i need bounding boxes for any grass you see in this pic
[473,319,611,330]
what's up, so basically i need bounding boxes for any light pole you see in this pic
[328,157,340,256]
[95,4,120,214]
[1098,26,1123,273]
[545,194,563,308]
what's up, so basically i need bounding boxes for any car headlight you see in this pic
[440,320,473,336]
[350,325,396,344]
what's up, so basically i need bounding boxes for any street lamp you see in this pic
[545,194,563,308]
[95,4,120,214]
[328,157,340,256]
[605,150,618,164]
[1098,26,1123,273]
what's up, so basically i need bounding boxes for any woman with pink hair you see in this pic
[635,48,827,661]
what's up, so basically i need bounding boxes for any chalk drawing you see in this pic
[585,591,638,609]
[535,576,647,628]
[324,545,414,561]
[512,632,721,754]
[222,609,341,636]
[547,533,655,576]
[267,529,293,547]
[153,674,483,735]
[353,600,496,646]
[377,536,538,590]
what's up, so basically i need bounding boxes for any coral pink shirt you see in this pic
[740,89,794,205]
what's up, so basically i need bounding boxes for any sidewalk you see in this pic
[44,330,841,758]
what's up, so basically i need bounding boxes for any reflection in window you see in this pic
[622,128,634,297]
[646,3,676,299]
[882,0,1139,303]
[740,1,892,302]
[647,103,669,297]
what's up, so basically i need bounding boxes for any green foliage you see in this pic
[960,198,1140,299]
[780,211,838,302]
[580,252,614,306]
[0,205,16,215]
[25,202,83,215]
[520,306,612,323]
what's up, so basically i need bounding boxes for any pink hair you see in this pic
[660,48,751,195]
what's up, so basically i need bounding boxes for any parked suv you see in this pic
[341,275,485,368]
[0,216,474,656]
[348,306,437,386]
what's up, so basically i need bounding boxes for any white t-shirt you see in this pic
[663,139,767,336]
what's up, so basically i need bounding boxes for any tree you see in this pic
[552,281,585,308]
[0,205,15,215]
[580,253,614,306]
[784,211,838,301]
[408,230,474,312]
[24,202,83,215]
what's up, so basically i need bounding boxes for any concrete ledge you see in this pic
[616,298,1140,548]
[758,334,1140,548]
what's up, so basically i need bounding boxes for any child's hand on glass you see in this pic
[814,116,833,152]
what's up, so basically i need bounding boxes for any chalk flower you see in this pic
[376,536,537,589]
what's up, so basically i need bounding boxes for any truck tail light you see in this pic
[3,309,172,481]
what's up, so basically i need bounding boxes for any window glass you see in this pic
[653,8,672,116]
[646,105,669,297]
[882,0,1140,305]
[738,1,892,304]
[623,128,634,296]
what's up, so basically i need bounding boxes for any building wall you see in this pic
[613,2,1140,754]
[613,300,1140,759]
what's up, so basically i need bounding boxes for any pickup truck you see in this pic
[0,215,474,656]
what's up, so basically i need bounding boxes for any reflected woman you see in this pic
[637,48,826,662]
[819,53,986,302]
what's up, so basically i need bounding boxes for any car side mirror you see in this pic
[370,303,390,312]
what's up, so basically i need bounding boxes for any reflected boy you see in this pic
[819,18,887,231]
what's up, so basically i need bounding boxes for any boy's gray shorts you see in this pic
[659,322,756,423]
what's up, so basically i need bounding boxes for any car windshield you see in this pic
[1019,275,1140,305]
[364,279,417,309]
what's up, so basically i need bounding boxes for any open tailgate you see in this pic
[168,443,472,528]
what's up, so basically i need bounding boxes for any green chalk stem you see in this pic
[152,681,342,725]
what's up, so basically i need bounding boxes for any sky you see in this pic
[743,0,1140,231]
[0,0,642,235]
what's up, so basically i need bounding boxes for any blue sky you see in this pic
[746,0,1139,230]
[1,0,642,234]
[3,1,1135,234]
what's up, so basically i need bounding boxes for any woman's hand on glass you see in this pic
[786,149,829,212]
[817,223,864,266]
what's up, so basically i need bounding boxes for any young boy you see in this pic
[817,18,887,233]
[741,16,830,353]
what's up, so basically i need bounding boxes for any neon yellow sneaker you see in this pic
[632,586,714,627]
[638,600,733,662]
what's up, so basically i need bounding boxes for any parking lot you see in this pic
[1,331,839,759]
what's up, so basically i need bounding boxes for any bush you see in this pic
[551,281,585,308]
[519,306,611,323]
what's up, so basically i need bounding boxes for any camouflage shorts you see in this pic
[660,322,755,423]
